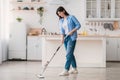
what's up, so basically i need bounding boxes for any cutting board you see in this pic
[113,21,119,30]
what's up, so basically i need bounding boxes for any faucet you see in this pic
[41,28,47,35]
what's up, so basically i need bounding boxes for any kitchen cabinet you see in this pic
[42,36,106,67]
[86,0,97,18]
[106,38,120,61]
[86,0,120,21]
[101,0,111,18]
[0,41,2,64]
[115,0,120,18]
[8,22,27,60]
[27,36,42,60]
[117,38,120,60]
[0,2,2,64]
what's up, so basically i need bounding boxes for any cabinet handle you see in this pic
[106,40,109,45]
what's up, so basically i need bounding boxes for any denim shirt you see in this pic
[59,15,81,41]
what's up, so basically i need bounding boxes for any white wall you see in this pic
[0,0,2,63]
[7,0,120,61]
[11,0,85,33]
[11,0,120,35]
[43,0,85,33]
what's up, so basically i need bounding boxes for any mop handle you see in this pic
[48,44,62,63]
[40,35,69,75]
[40,44,63,75]
[46,35,68,64]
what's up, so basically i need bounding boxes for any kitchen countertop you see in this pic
[41,34,106,67]
[35,34,120,38]
[27,34,119,67]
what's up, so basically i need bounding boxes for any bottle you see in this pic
[83,27,87,36]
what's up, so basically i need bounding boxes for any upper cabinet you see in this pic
[86,0,97,18]
[86,0,120,21]
[101,0,111,18]
[115,0,120,18]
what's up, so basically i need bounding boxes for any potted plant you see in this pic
[37,7,44,24]
[16,17,23,22]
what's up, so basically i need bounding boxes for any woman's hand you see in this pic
[61,38,64,44]
[67,28,77,36]
[67,31,73,36]
[61,35,64,44]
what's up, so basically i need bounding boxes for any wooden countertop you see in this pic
[28,34,120,38]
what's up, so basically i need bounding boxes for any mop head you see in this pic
[37,62,49,79]
[37,74,45,78]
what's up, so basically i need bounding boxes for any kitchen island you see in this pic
[41,35,106,67]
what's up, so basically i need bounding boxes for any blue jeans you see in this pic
[64,36,77,70]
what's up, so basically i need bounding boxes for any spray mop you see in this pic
[37,35,68,78]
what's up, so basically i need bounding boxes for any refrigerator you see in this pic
[0,41,2,64]
[8,22,27,60]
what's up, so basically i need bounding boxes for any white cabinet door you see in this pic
[27,36,42,60]
[86,0,119,19]
[0,41,2,64]
[86,0,97,18]
[117,38,120,60]
[106,38,118,61]
[36,37,42,60]
[9,22,26,50]
[101,0,111,18]
[115,0,120,18]
[8,22,27,59]
[9,50,26,59]
[27,36,37,60]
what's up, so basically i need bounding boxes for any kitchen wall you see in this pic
[10,0,85,33]
[1,0,88,61]
[10,0,120,35]
[43,0,85,33]
[2,0,120,61]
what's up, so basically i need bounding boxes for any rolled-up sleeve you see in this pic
[71,15,81,30]
[59,20,65,35]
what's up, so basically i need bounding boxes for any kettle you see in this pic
[104,23,114,31]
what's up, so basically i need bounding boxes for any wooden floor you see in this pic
[0,61,120,80]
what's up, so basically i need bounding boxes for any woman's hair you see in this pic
[56,6,69,19]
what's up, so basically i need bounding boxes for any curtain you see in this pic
[0,0,10,61]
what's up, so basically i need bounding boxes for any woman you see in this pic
[56,6,81,76]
